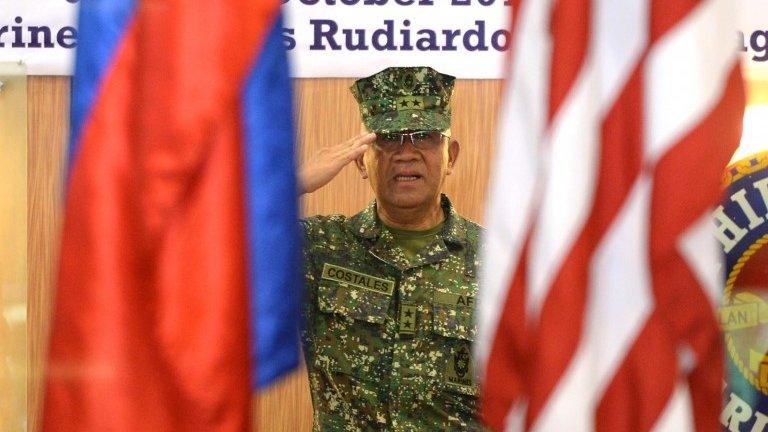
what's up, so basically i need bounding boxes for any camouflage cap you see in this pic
[350,66,456,134]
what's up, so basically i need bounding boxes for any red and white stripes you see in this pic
[477,0,745,430]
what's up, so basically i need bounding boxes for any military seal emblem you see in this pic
[719,151,768,430]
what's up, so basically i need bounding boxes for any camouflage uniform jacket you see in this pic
[301,195,485,431]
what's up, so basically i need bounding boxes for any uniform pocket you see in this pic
[317,281,391,325]
[432,295,478,398]
[315,281,392,379]
[431,302,476,341]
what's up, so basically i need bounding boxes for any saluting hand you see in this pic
[299,132,376,194]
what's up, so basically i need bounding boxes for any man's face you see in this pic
[358,130,460,210]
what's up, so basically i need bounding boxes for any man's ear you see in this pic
[446,138,460,175]
[355,153,368,179]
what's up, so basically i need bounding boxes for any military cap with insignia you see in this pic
[350,66,456,134]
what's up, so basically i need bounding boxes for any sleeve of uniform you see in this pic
[299,216,329,366]
[300,214,349,365]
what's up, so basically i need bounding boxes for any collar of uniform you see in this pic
[439,195,468,248]
[346,194,467,248]
[346,200,381,240]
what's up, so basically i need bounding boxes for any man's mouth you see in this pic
[394,174,422,182]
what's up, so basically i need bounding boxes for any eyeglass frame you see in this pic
[373,130,452,152]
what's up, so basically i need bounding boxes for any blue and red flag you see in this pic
[43,1,300,430]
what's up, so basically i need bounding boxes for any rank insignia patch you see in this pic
[399,303,417,335]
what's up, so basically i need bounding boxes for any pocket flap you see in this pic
[432,303,476,341]
[318,282,391,325]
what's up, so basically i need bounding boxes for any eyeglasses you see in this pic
[374,130,450,152]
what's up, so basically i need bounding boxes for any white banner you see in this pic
[0,0,78,75]
[284,0,510,79]
[0,0,766,77]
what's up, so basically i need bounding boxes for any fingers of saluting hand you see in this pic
[341,132,376,161]
[299,132,377,195]
[322,132,373,157]
[349,132,377,147]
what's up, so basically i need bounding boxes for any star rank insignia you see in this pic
[399,303,417,336]
[395,96,426,111]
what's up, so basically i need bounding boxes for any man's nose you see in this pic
[392,138,420,161]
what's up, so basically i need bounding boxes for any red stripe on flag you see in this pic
[593,3,743,431]
[480,0,743,429]
[650,66,745,263]
[44,1,281,431]
[501,0,524,80]
[477,2,531,429]
[649,64,744,431]
[650,0,698,43]
[547,0,591,122]
[481,237,531,431]
[509,0,525,38]
[525,64,646,427]
[597,64,744,432]
[514,1,595,425]
[595,312,677,432]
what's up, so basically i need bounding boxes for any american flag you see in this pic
[476,0,745,430]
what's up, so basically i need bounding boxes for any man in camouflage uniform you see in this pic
[299,67,484,431]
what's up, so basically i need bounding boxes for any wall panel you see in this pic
[25,77,502,431]
[27,76,68,432]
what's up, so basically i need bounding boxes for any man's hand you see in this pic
[299,132,376,194]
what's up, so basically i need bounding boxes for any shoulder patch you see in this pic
[446,345,474,389]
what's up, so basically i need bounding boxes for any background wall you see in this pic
[25,77,502,431]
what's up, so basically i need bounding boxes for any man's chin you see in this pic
[381,192,432,209]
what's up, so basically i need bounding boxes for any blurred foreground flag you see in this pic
[477,0,745,431]
[43,1,300,431]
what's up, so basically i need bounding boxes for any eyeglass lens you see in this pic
[376,131,443,151]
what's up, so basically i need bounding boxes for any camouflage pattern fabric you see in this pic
[350,66,455,134]
[301,195,487,431]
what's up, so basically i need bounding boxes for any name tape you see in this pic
[322,263,395,295]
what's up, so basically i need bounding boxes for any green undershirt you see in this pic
[383,221,445,260]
